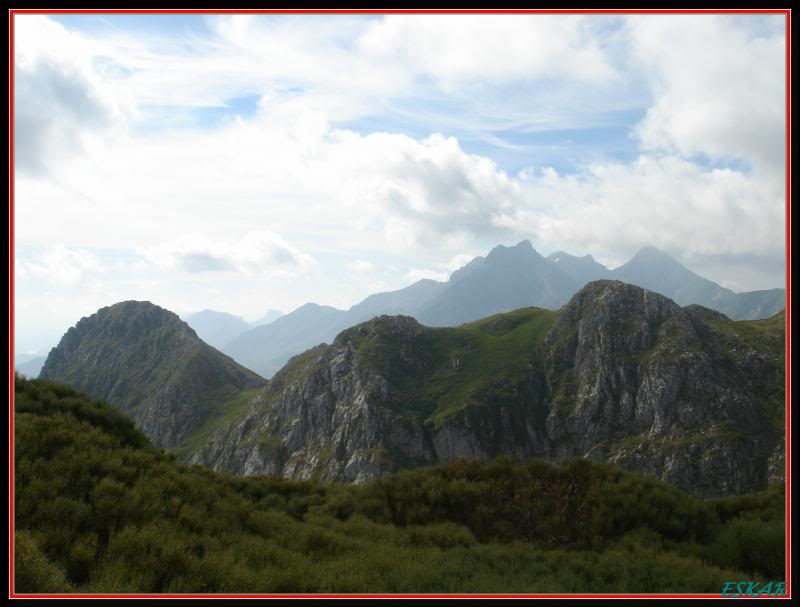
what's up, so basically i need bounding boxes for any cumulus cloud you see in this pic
[325,131,523,247]
[14,17,126,175]
[513,154,785,270]
[357,15,619,88]
[628,15,786,174]
[140,231,316,277]
[18,244,105,286]
[348,260,375,274]
[12,13,787,350]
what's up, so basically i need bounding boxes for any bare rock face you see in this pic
[39,301,267,448]
[187,284,784,497]
[543,281,780,496]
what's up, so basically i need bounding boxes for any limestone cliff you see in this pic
[184,281,785,496]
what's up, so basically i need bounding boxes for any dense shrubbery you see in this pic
[13,376,785,594]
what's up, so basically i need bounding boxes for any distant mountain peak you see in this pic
[629,246,679,264]
[295,302,341,313]
[486,239,541,262]
[548,250,597,263]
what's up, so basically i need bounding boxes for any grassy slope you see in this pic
[14,377,784,594]
[170,388,265,460]
[708,311,786,433]
[352,308,557,425]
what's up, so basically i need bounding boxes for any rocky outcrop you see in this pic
[186,282,785,497]
[40,301,267,448]
[543,281,777,496]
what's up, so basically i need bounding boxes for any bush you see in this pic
[14,531,72,593]
[13,377,786,594]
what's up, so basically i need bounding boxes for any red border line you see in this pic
[5,8,794,14]
[7,7,793,600]
[9,596,739,601]
[8,7,14,600]
[784,7,792,598]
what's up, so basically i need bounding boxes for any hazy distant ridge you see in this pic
[221,242,785,378]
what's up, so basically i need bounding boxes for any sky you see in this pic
[12,12,788,355]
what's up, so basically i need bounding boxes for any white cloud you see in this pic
[357,15,619,88]
[18,244,105,286]
[510,154,784,271]
[140,230,316,277]
[628,15,786,173]
[11,14,787,350]
[349,260,375,274]
[14,16,128,175]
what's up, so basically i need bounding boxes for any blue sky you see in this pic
[13,12,787,353]
[48,13,649,175]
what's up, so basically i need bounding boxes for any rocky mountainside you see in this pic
[183,281,785,497]
[39,301,267,448]
[221,242,785,378]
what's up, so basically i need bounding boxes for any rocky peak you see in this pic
[40,300,266,448]
[485,239,540,263]
[548,280,683,353]
[334,315,424,346]
[72,300,194,338]
[628,246,680,265]
[548,250,596,263]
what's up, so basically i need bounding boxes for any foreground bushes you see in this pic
[13,377,785,594]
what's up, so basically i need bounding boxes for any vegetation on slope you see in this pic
[14,377,785,594]
[38,301,266,448]
[338,308,557,424]
[708,310,786,433]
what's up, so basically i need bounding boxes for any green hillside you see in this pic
[338,307,557,423]
[14,376,784,594]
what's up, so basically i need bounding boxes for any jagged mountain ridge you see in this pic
[222,280,448,379]
[184,281,785,497]
[546,251,612,284]
[413,240,579,326]
[183,308,285,350]
[39,301,267,448]
[222,241,785,379]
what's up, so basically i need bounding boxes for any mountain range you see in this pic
[38,280,785,497]
[181,308,283,350]
[20,243,782,381]
[218,242,786,378]
[15,355,46,378]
